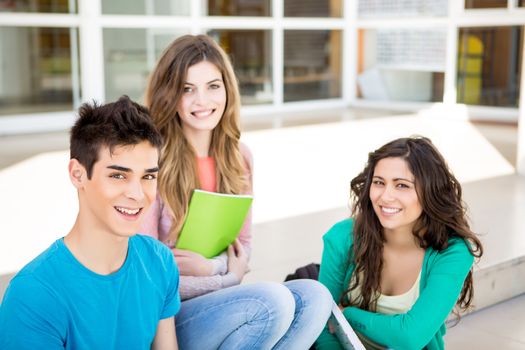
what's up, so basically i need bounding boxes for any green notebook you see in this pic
[175,189,253,258]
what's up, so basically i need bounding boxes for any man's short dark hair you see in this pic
[70,95,163,179]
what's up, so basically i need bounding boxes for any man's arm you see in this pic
[0,276,68,350]
[151,317,178,350]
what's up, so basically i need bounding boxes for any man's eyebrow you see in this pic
[107,165,159,173]
[107,165,131,172]
[145,167,159,173]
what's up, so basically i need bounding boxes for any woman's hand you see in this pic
[328,304,345,334]
[172,248,213,276]
[227,239,249,281]
[327,320,335,334]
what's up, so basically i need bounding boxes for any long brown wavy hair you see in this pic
[343,136,483,316]
[144,34,249,242]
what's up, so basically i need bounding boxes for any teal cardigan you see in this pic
[316,219,474,350]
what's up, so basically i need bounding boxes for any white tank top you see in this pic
[349,271,421,350]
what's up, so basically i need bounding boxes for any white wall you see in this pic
[518,41,525,175]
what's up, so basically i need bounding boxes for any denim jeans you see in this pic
[175,279,332,350]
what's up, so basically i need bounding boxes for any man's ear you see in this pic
[69,159,86,189]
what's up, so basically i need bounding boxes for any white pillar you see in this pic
[78,0,105,103]
[517,35,525,175]
[443,0,463,104]
[344,0,358,106]
[272,0,284,108]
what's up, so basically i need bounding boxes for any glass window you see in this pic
[207,0,271,16]
[103,29,188,102]
[284,0,342,17]
[464,0,507,9]
[0,26,78,116]
[358,0,447,18]
[208,30,272,105]
[0,0,76,13]
[457,26,522,107]
[357,29,446,102]
[283,30,341,102]
[102,0,189,15]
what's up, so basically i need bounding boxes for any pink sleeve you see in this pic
[140,194,173,243]
[238,142,253,252]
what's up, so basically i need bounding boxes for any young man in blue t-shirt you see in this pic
[0,96,180,349]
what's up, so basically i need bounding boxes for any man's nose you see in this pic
[125,180,145,201]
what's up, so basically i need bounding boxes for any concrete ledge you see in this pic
[473,256,525,311]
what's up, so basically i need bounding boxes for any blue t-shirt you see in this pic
[0,234,180,349]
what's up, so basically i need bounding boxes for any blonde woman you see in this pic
[141,34,331,350]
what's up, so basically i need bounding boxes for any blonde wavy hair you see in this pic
[145,34,249,242]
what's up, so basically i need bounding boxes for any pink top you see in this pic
[197,157,216,192]
[140,143,253,300]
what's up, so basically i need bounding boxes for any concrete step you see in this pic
[463,175,525,311]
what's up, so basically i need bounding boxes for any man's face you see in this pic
[76,141,159,238]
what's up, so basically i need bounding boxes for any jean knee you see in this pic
[248,282,295,332]
[284,279,333,318]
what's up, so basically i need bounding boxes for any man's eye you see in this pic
[110,173,125,179]
[144,174,157,180]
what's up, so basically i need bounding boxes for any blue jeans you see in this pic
[175,279,332,350]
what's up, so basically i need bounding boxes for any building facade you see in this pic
[0,0,524,134]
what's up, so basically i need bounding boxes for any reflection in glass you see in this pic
[464,0,507,9]
[284,0,342,17]
[356,29,446,102]
[102,0,189,15]
[283,30,341,102]
[0,0,76,13]
[103,29,188,102]
[207,0,271,16]
[358,0,447,18]
[0,27,78,116]
[208,30,272,105]
[457,26,522,107]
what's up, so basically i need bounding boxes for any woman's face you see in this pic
[369,157,423,236]
[177,60,227,136]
